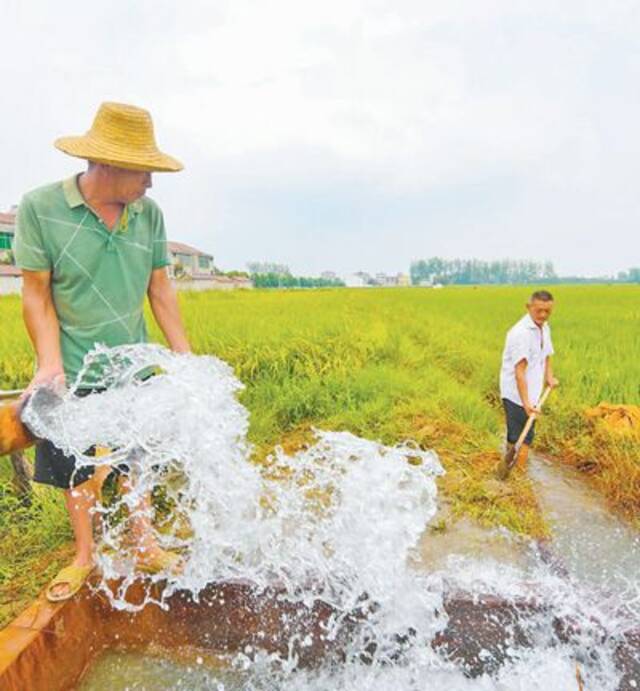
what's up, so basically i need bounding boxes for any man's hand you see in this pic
[23,365,66,399]
[546,376,560,389]
[524,403,542,417]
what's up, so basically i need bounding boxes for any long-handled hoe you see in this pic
[0,389,24,401]
[496,386,552,481]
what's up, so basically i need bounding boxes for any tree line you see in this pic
[246,259,640,288]
[618,268,640,283]
[251,273,345,289]
[247,262,345,288]
[410,258,557,285]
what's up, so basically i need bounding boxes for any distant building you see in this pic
[172,273,253,292]
[167,242,253,290]
[372,272,413,287]
[0,208,17,294]
[167,241,215,279]
[345,271,410,288]
[374,272,399,287]
[345,272,371,288]
[0,207,16,261]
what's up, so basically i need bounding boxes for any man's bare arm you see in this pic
[147,267,191,353]
[544,356,559,389]
[514,359,538,416]
[21,270,65,389]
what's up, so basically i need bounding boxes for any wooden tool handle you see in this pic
[514,386,552,450]
[0,389,25,400]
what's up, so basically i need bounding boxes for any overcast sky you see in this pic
[2,0,640,277]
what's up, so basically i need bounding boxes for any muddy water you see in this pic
[411,502,532,572]
[529,455,640,601]
[80,651,244,690]
[415,455,640,596]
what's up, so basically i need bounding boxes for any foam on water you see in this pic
[24,345,638,690]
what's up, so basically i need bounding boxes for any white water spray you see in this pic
[23,345,639,690]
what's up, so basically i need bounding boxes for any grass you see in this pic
[0,454,73,624]
[0,285,639,627]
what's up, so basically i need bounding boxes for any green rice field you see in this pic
[1,285,639,625]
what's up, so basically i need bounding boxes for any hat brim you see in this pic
[55,135,184,173]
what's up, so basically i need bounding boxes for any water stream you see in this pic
[80,651,245,690]
[23,345,639,690]
[529,455,640,612]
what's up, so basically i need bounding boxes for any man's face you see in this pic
[527,299,554,326]
[111,167,152,203]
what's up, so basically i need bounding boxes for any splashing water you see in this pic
[23,345,640,690]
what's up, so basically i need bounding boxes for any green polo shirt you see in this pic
[14,175,170,386]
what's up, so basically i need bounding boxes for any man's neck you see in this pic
[528,313,544,329]
[78,171,122,212]
[78,172,124,231]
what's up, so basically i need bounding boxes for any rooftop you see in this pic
[168,241,213,258]
[0,211,16,229]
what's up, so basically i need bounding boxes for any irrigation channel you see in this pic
[6,345,640,690]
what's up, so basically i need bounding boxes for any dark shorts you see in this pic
[33,387,126,489]
[34,440,101,489]
[502,398,536,446]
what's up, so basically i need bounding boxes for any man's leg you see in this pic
[33,441,103,599]
[65,483,97,565]
[498,399,520,479]
[48,481,99,599]
[88,459,111,533]
[118,475,182,572]
[120,475,158,554]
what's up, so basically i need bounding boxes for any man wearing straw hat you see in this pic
[14,102,190,601]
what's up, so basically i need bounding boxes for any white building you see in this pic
[0,208,16,258]
[167,241,215,279]
[0,209,19,295]
[345,272,371,288]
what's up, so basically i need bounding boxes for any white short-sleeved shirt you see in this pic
[499,313,554,407]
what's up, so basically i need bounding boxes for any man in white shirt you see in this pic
[499,290,559,472]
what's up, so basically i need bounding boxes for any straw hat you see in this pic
[54,102,183,172]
